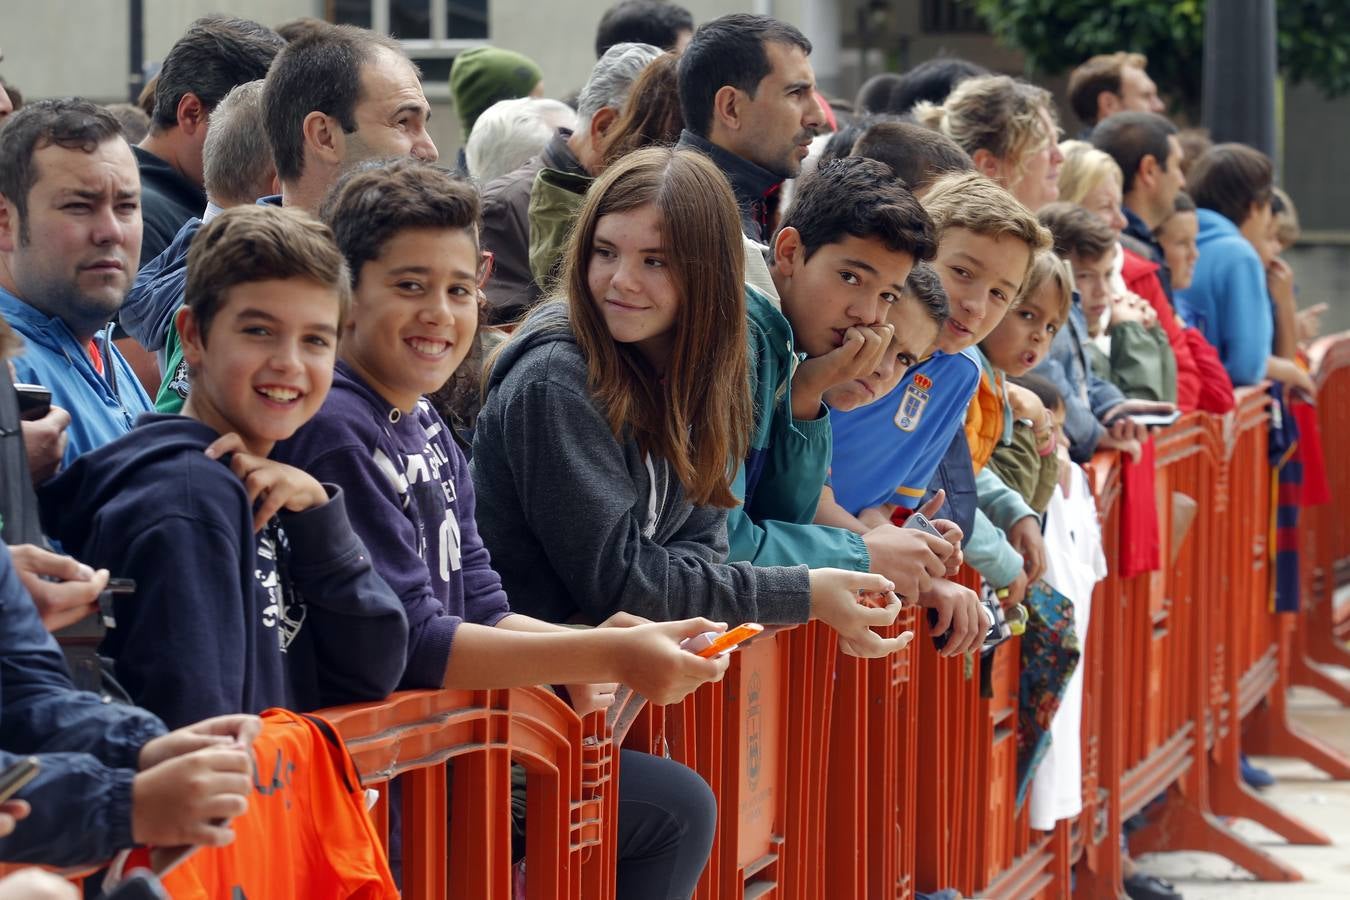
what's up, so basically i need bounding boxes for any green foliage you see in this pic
[966,0,1350,110]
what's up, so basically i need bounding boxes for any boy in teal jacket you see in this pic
[725,159,984,649]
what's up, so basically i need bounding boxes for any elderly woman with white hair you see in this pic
[465,97,577,185]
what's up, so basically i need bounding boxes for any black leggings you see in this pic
[615,750,717,900]
[389,750,716,896]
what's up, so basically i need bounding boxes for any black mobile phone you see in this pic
[13,383,51,421]
[98,578,137,628]
[0,756,40,803]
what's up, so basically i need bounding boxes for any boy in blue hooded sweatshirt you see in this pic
[1176,143,1310,394]
[38,205,409,729]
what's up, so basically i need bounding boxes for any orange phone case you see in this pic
[695,623,764,658]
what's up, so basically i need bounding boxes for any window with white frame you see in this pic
[328,0,490,97]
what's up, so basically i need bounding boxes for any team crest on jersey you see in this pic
[894,374,932,433]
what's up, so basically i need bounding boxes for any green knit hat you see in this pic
[449,47,544,136]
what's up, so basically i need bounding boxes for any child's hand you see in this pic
[1006,383,1046,424]
[132,746,252,848]
[1267,257,1296,309]
[860,524,949,598]
[139,715,263,771]
[1110,291,1155,328]
[1007,516,1046,583]
[915,490,964,574]
[1296,303,1327,344]
[1098,432,1142,463]
[916,579,984,657]
[790,324,894,419]
[205,433,329,531]
[564,682,619,717]
[615,619,732,705]
[1001,569,1029,608]
[807,568,912,659]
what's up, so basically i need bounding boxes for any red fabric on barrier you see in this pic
[1119,436,1161,577]
[1292,400,1331,506]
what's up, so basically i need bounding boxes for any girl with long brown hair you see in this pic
[472,146,897,641]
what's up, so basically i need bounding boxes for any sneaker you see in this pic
[1240,753,1275,789]
[1123,871,1182,900]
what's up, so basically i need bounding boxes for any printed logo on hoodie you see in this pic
[257,524,306,651]
[373,408,463,588]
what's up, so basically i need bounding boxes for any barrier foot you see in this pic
[1288,651,1350,707]
[1207,757,1332,846]
[1243,696,1350,781]
[1129,787,1303,882]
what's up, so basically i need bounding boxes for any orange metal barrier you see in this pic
[318,686,616,900]
[21,344,1350,896]
[1292,334,1350,707]
[309,364,1350,899]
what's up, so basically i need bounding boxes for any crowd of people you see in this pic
[0,3,1326,898]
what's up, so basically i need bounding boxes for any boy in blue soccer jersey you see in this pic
[821,173,1052,536]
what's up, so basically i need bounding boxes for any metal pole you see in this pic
[1201,0,1277,159]
[128,0,144,104]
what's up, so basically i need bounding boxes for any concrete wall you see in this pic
[1,0,314,104]
[0,1,832,164]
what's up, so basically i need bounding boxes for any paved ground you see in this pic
[1136,671,1350,899]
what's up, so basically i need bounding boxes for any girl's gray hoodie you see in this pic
[471,304,812,626]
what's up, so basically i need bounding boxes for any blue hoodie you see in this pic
[0,287,153,465]
[0,543,168,867]
[1175,208,1273,386]
[38,414,408,728]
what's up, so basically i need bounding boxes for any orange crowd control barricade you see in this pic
[1293,334,1350,708]
[304,346,1350,899]
[318,686,617,900]
[16,342,1350,898]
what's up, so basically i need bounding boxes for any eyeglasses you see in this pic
[477,250,495,290]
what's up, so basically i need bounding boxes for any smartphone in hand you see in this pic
[0,757,40,803]
[682,623,764,658]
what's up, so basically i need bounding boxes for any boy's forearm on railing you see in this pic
[440,621,629,690]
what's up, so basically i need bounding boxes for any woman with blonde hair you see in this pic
[1057,140,1128,232]
[914,74,1063,211]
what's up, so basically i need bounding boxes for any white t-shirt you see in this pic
[1028,462,1107,830]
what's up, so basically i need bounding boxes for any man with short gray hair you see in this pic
[480,41,660,323]
[118,79,278,409]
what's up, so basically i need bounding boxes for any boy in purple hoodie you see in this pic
[39,205,409,729]
[273,159,731,900]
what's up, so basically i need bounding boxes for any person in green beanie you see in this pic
[450,46,544,138]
